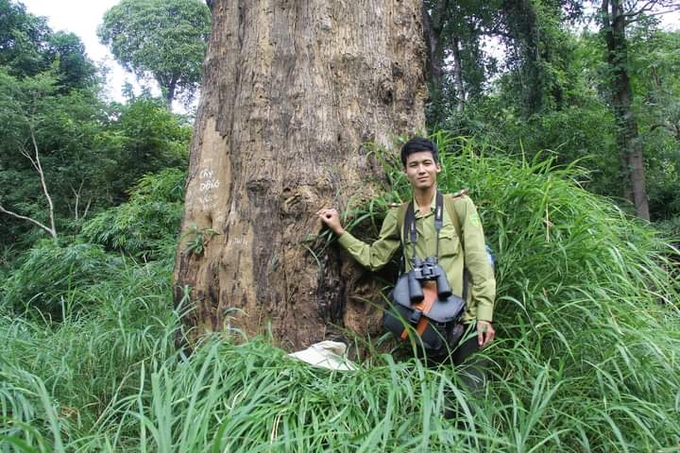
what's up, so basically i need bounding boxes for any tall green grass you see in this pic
[0,256,177,451]
[434,135,680,451]
[1,136,679,452]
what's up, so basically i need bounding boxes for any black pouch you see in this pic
[382,272,466,351]
[446,322,466,349]
[382,303,445,350]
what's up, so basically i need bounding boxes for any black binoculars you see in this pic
[407,257,453,303]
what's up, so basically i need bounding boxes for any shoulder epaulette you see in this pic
[450,188,469,199]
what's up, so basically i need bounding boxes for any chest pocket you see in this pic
[438,223,460,258]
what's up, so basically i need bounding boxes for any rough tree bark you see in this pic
[174,0,428,351]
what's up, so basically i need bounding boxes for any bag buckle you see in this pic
[409,310,422,323]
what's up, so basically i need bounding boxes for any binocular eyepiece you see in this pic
[407,257,453,302]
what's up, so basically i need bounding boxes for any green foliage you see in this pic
[425,0,680,222]
[0,0,53,77]
[80,168,186,260]
[500,1,584,116]
[347,135,680,450]
[0,70,107,240]
[1,1,680,449]
[97,98,191,202]
[97,0,211,106]
[629,29,680,221]
[0,1,192,252]
[0,75,190,248]
[0,68,110,245]
[441,24,680,222]
[180,223,220,256]
[44,31,98,91]
[1,240,122,319]
[82,340,499,452]
[0,0,96,89]
[423,0,503,127]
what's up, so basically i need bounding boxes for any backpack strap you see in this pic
[443,188,468,241]
[444,188,471,300]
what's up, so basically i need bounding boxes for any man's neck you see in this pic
[413,185,437,213]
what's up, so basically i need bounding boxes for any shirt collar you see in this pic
[413,194,437,217]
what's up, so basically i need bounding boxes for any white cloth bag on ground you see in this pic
[288,340,357,371]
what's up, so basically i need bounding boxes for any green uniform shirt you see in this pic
[338,194,496,322]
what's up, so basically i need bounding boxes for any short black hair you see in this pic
[400,136,438,166]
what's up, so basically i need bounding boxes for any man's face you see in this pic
[404,150,440,191]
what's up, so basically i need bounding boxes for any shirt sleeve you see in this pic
[457,196,496,322]
[337,208,401,272]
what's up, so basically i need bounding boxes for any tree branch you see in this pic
[70,180,92,225]
[1,127,58,239]
[29,125,57,237]
[0,204,57,238]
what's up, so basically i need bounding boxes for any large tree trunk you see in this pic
[601,0,650,220]
[174,0,427,351]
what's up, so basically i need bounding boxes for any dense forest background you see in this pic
[3,0,680,251]
[1,0,679,451]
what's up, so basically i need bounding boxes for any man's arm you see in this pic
[457,196,497,347]
[318,207,401,271]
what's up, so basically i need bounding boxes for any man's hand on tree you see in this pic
[317,208,345,236]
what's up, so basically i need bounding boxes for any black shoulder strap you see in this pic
[402,191,444,261]
[403,200,415,247]
[395,201,410,276]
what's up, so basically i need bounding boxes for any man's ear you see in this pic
[436,163,441,173]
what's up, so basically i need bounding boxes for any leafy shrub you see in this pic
[80,168,185,260]
[100,98,191,201]
[1,240,122,319]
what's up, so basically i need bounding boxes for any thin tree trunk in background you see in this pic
[502,0,542,116]
[601,0,650,220]
[166,78,176,107]
[425,0,450,84]
[451,36,465,113]
[174,0,427,351]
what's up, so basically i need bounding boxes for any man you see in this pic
[318,136,496,381]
